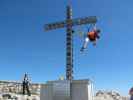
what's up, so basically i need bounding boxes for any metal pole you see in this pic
[66,5,73,81]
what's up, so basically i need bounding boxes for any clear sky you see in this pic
[0,0,133,95]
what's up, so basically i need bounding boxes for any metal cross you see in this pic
[44,3,97,81]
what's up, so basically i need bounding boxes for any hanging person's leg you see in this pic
[80,37,89,52]
[93,40,96,46]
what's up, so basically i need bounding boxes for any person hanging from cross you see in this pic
[80,24,101,52]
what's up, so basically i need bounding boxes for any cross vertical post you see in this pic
[66,5,73,81]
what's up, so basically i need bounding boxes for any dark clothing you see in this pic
[131,96,133,100]
[22,81,31,96]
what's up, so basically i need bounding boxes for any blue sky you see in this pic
[0,0,133,95]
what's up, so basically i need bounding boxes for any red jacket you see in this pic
[87,30,99,41]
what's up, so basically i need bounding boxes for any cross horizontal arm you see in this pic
[45,21,66,31]
[72,16,97,26]
[44,16,97,31]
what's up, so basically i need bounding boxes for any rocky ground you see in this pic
[0,80,40,100]
[94,90,129,100]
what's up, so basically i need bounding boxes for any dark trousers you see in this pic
[130,96,133,100]
[22,83,31,96]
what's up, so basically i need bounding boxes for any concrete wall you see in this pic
[72,80,93,100]
[40,80,70,100]
[40,79,93,100]
[40,84,53,100]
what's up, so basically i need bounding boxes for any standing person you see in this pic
[129,87,133,100]
[22,74,31,96]
[80,27,101,52]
